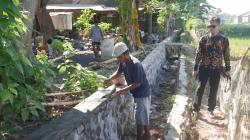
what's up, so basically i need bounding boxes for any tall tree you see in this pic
[176,0,214,21]
[154,0,213,31]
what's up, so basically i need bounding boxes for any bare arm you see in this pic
[108,70,122,81]
[112,63,142,96]
[116,83,141,95]
[104,70,122,86]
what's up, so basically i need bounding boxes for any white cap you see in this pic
[112,42,128,57]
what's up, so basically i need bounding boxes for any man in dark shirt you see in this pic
[104,42,151,140]
[192,17,230,117]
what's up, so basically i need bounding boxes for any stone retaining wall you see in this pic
[218,48,250,140]
[24,86,134,140]
[142,41,166,87]
[24,36,177,140]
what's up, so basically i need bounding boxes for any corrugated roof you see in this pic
[46,4,117,11]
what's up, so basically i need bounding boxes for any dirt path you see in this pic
[193,96,228,140]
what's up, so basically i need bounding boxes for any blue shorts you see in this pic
[134,96,151,125]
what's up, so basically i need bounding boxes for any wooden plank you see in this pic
[45,90,87,97]
[42,100,83,106]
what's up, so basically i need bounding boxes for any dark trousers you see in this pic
[193,67,221,112]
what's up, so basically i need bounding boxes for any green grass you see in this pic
[229,37,250,60]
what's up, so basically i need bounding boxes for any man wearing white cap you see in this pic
[104,42,151,140]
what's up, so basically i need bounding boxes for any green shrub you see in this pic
[51,39,74,52]
[0,1,54,133]
[57,57,105,92]
[185,18,206,32]
[98,22,112,33]
[157,8,168,29]
[220,24,250,37]
[51,39,63,50]
[157,2,180,29]
[74,9,95,32]
[36,51,48,63]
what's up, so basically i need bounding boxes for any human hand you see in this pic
[103,78,112,87]
[222,71,231,80]
[111,89,123,98]
[192,71,198,77]
[225,71,230,76]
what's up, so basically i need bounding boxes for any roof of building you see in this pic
[46,4,117,11]
[239,11,250,17]
[46,3,144,12]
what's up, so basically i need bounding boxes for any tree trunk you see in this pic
[147,12,153,43]
[165,16,174,37]
[22,0,55,54]
[148,12,152,35]
[22,0,39,54]
[36,0,55,45]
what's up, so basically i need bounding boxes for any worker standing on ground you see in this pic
[90,21,103,59]
[104,42,151,140]
[192,17,231,117]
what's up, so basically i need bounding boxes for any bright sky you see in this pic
[207,0,250,16]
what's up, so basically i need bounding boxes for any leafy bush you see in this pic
[185,18,206,32]
[98,22,112,33]
[57,53,105,92]
[157,8,168,29]
[0,0,55,130]
[51,39,104,93]
[51,39,63,50]
[157,2,180,29]
[220,24,250,37]
[59,63,105,92]
[51,39,74,57]
[36,51,49,63]
[74,9,95,32]
[0,2,106,137]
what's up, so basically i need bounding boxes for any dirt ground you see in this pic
[193,97,228,140]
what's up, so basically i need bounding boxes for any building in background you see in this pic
[46,0,119,30]
[238,11,250,24]
[46,0,159,33]
[49,12,73,30]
